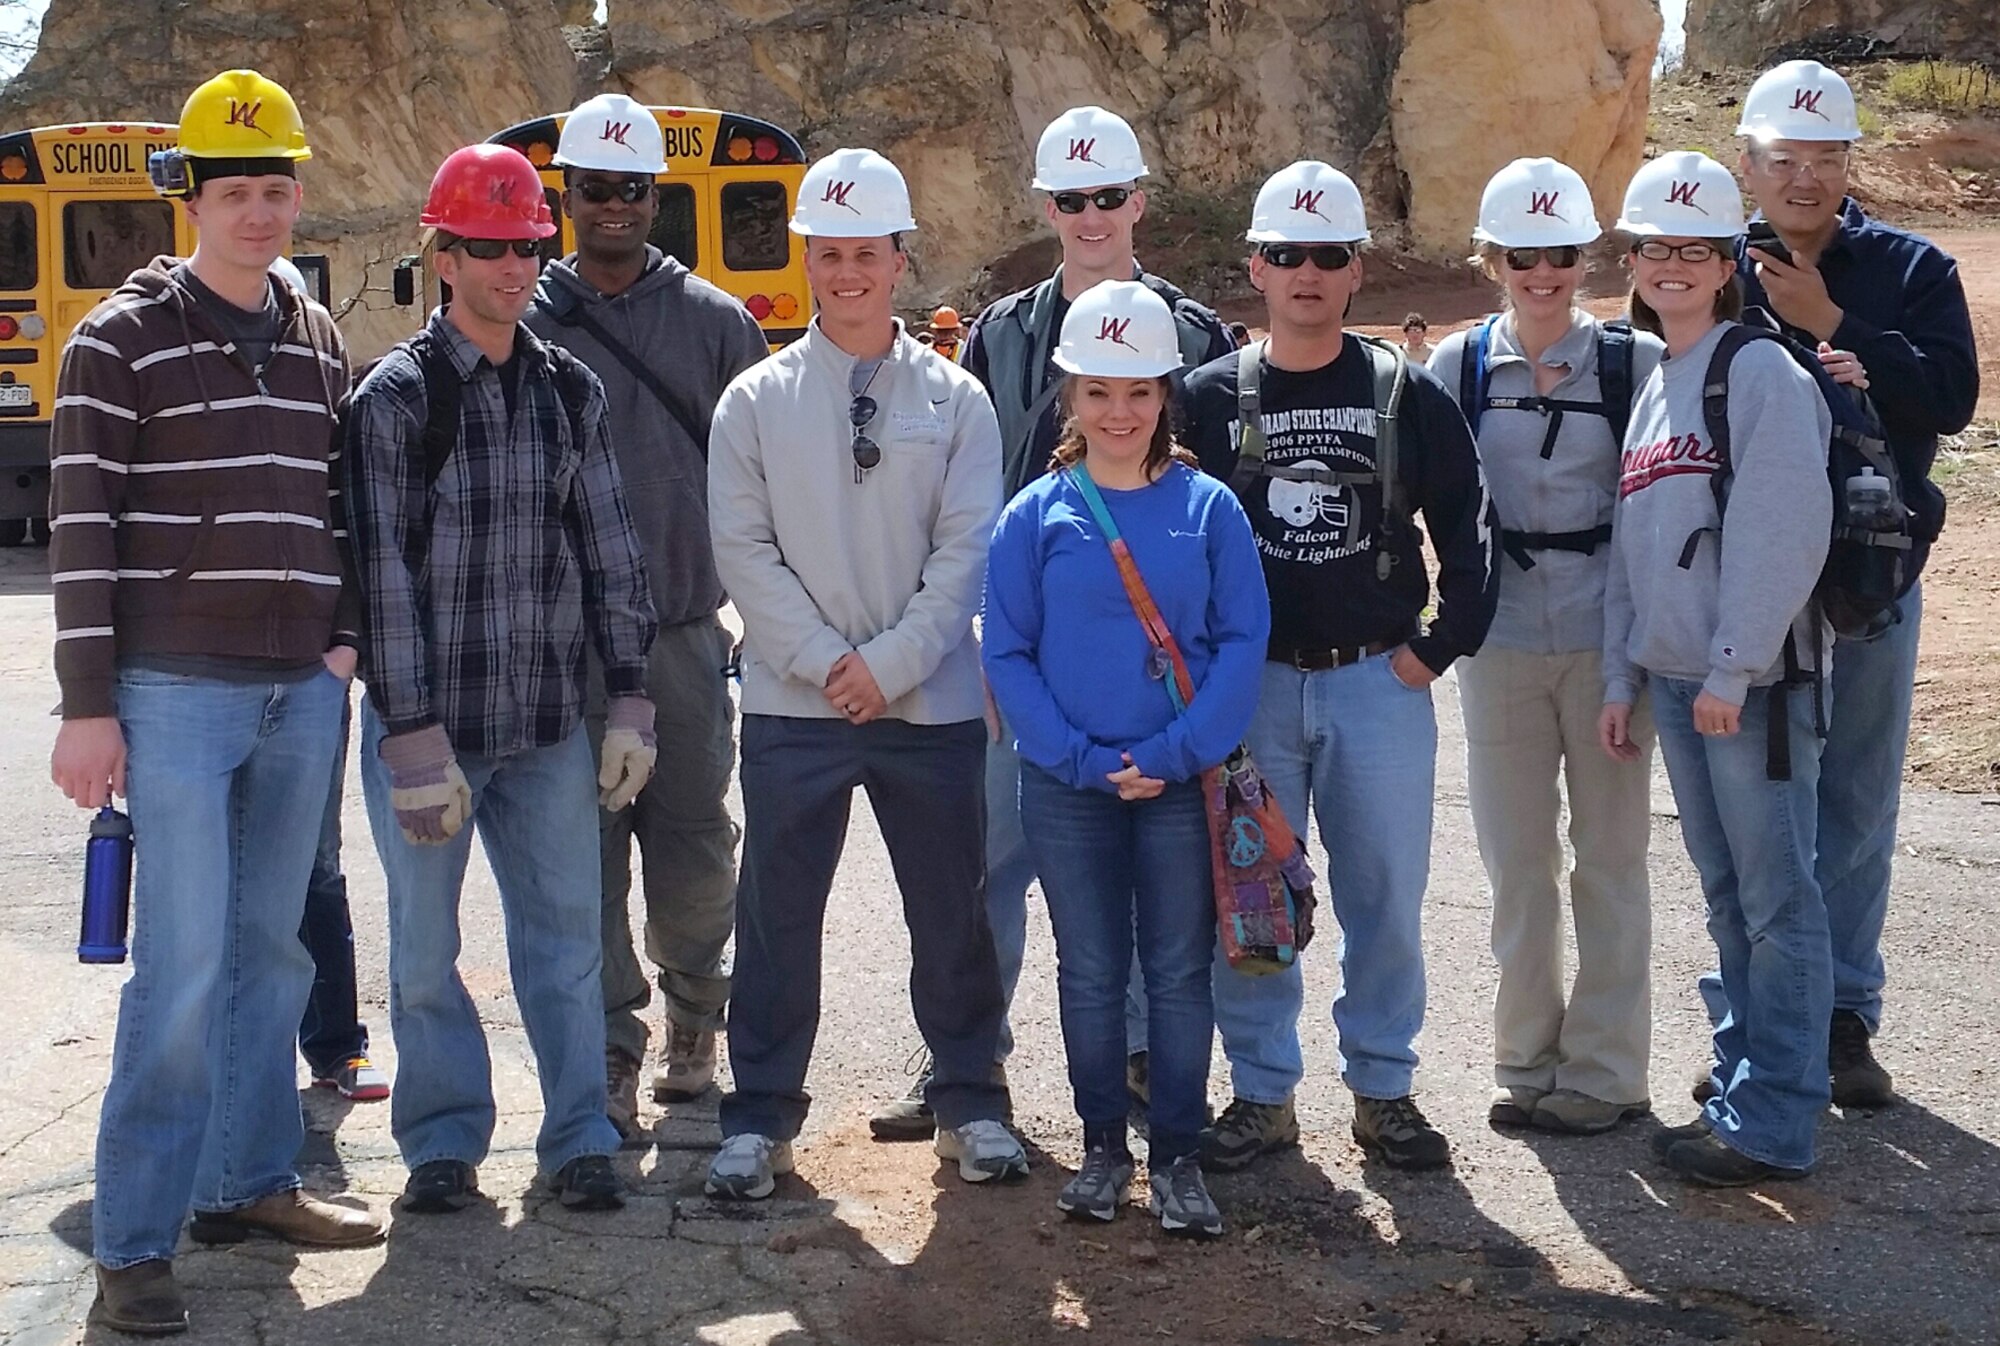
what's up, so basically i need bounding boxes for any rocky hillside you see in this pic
[0,0,1660,357]
[1686,0,1996,70]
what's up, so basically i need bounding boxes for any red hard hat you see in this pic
[420,144,556,240]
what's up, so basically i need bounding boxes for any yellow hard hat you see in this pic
[176,70,312,161]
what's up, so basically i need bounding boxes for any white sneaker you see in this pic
[704,1133,794,1200]
[935,1118,1030,1183]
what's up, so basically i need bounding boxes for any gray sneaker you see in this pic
[1530,1089,1650,1135]
[935,1118,1029,1183]
[1149,1156,1223,1238]
[704,1134,794,1201]
[869,1048,936,1141]
[1056,1147,1134,1222]
[655,1022,717,1102]
[1200,1097,1299,1172]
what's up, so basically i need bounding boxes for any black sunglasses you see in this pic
[1631,240,1721,264]
[1258,242,1355,271]
[850,394,881,481]
[1051,187,1133,215]
[1503,245,1582,271]
[573,178,655,205]
[448,237,542,261]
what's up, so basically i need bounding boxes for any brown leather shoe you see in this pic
[90,1259,188,1336]
[188,1190,386,1248]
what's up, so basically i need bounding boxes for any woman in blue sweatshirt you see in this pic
[983,281,1268,1237]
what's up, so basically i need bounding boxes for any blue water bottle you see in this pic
[78,806,133,965]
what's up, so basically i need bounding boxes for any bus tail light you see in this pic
[726,136,753,164]
[753,136,780,163]
[0,317,18,340]
[18,315,43,340]
[770,293,799,320]
[744,294,773,321]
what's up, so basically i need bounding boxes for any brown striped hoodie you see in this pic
[48,257,357,719]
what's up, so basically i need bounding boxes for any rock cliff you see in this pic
[1686,0,1997,71]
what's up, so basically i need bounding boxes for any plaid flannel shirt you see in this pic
[344,313,656,757]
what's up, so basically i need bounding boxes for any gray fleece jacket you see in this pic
[1602,320,1832,707]
[526,247,770,627]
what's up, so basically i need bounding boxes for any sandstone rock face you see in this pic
[1686,0,1998,71]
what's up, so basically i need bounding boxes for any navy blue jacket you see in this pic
[1738,199,1979,587]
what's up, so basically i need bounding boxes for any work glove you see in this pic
[599,695,658,811]
[379,723,474,846]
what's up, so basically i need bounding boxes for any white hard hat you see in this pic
[1616,151,1746,239]
[1736,60,1863,143]
[267,256,307,293]
[1052,280,1182,379]
[553,94,668,175]
[790,148,918,237]
[1472,158,1602,248]
[1246,161,1369,244]
[1032,106,1150,193]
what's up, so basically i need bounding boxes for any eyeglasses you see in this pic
[1051,187,1133,214]
[1754,150,1848,183]
[1504,245,1582,271]
[850,394,881,481]
[448,237,542,261]
[1258,243,1355,271]
[573,178,655,205]
[1632,240,1721,264]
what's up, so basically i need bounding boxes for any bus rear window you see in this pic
[651,183,697,270]
[64,201,175,290]
[720,182,788,272]
[0,202,34,290]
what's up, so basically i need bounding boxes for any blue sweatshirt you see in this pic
[1738,199,1980,587]
[983,461,1270,793]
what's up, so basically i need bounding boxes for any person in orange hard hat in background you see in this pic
[51,69,385,1336]
[928,306,965,361]
[343,144,658,1218]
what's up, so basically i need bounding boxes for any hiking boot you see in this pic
[655,1021,717,1102]
[1829,1011,1895,1109]
[705,1134,793,1200]
[1692,1064,1719,1105]
[935,1118,1030,1183]
[187,1190,385,1248]
[606,1046,643,1140]
[1056,1147,1135,1222]
[1665,1133,1809,1188]
[1200,1098,1299,1172]
[1488,1086,1546,1129]
[400,1160,479,1214]
[90,1259,187,1336]
[1650,1114,1713,1161]
[869,1048,936,1142]
[1351,1094,1452,1170]
[554,1154,624,1211]
[311,1055,391,1103]
[1530,1090,1651,1136]
[1149,1156,1223,1239]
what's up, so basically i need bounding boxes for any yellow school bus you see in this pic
[396,106,812,349]
[0,122,330,542]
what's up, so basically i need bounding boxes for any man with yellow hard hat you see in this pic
[50,69,384,1337]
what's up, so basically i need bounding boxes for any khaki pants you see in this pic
[1460,647,1655,1105]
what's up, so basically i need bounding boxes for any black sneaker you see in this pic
[554,1154,625,1211]
[401,1159,479,1214]
[1828,1011,1895,1109]
[1351,1094,1452,1170]
[1200,1098,1300,1172]
[1665,1133,1809,1187]
[1649,1115,1713,1161]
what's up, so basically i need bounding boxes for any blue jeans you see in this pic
[298,695,369,1075]
[359,700,619,1176]
[1020,764,1215,1165]
[1654,675,1831,1170]
[95,667,346,1269]
[984,726,1037,1063]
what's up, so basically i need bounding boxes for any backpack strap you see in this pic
[1233,338,1267,474]
[1353,333,1409,582]
[1597,319,1636,446]
[544,344,599,464]
[404,328,464,489]
[1680,324,1756,570]
[545,288,712,459]
[1459,316,1497,438]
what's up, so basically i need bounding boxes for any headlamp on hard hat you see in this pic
[148,149,193,200]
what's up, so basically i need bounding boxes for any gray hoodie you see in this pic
[1602,320,1832,707]
[1430,311,1665,655]
[526,247,770,627]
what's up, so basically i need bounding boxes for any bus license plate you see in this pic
[0,386,31,408]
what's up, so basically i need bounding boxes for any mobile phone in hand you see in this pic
[1745,220,1792,267]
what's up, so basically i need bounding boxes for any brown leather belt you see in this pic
[1268,638,1397,671]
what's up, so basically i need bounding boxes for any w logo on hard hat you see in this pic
[1291,189,1330,222]
[1664,180,1709,214]
[821,179,862,214]
[489,178,516,206]
[1097,316,1138,350]
[1527,190,1566,220]
[599,121,635,151]
[1790,88,1829,120]
[225,98,270,138]
[1067,137,1104,167]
